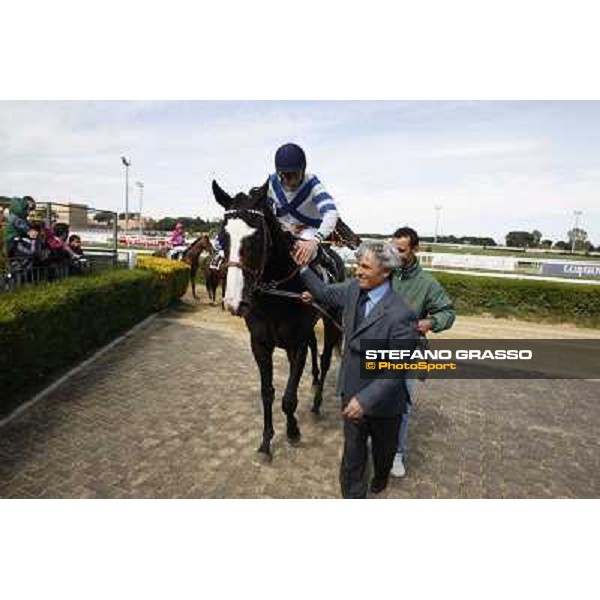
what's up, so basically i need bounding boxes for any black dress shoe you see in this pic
[370,477,388,494]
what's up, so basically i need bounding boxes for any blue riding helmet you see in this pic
[275,143,306,173]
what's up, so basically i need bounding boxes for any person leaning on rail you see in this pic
[3,196,40,264]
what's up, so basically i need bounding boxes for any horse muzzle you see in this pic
[224,298,250,317]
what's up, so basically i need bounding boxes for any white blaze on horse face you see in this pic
[224,218,257,314]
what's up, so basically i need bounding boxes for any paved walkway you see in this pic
[1,297,599,498]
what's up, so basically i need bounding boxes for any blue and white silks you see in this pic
[267,172,338,241]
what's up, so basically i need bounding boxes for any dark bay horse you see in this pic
[205,256,227,307]
[212,179,344,460]
[154,235,214,299]
[182,234,214,299]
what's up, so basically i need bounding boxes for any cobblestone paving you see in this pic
[1,300,599,498]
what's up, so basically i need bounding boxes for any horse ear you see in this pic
[248,178,269,207]
[212,180,232,210]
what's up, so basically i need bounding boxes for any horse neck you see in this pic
[188,237,211,257]
[261,214,296,282]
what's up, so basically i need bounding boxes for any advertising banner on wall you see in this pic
[541,262,600,279]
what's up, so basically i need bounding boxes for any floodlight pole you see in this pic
[136,181,144,234]
[434,204,442,243]
[571,210,582,253]
[121,156,131,236]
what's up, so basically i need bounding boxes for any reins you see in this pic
[255,285,343,332]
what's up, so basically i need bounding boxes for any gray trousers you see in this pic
[340,413,403,499]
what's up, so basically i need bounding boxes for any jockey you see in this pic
[267,143,340,274]
[168,222,188,260]
[210,228,226,270]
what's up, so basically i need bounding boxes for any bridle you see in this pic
[223,207,342,331]
[223,209,272,294]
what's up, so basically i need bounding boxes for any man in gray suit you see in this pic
[299,241,417,498]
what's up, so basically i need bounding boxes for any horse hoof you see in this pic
[287,433,302,446]
[256,449,272,463]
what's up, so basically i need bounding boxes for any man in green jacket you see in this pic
[391,226,456,477]
[3,196,39,260]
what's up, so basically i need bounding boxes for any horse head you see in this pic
[182,233,214,263]
[212,179,291,316]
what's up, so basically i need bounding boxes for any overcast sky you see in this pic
[1,100,598,244]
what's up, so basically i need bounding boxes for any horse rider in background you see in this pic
[168,222,188,260]
[209,228,226,271]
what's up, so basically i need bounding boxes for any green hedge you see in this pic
[432,272,600,327]
[135,256,190,308]
[0,259,189,407]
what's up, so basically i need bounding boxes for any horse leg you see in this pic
[251,340,275,460]
[220,275,226,310]
[204,269,213,304]
[282,344,308,445]
[190,258,198,299]
[308,328,321,414]
[308,329,320,388]
[312,317,342,415]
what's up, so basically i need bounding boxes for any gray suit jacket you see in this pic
[301,269,418,417]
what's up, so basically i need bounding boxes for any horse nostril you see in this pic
[238,302,250,317]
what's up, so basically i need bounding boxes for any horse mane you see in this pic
[247,184,294,255]
[250,187,294,264]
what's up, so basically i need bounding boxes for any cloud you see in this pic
[0,101,598,244]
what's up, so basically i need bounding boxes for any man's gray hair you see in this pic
[355,241,402,271]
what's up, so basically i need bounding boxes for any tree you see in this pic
[143,217,158,231]
[540,239,553,249]
[532,230,542,247]
[567,228,588,251]
[505,231,534,248]
[156,217,177,231]
[459,236,497,246]
[553,241,569,250]
[94,211,114,225]
[582,241,594,253]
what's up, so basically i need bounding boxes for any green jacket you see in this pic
[4,197,31,245]
[392,258,456,333]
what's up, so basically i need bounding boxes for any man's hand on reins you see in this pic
[293,239,319,266]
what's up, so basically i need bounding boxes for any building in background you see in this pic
[55,202,89,229]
